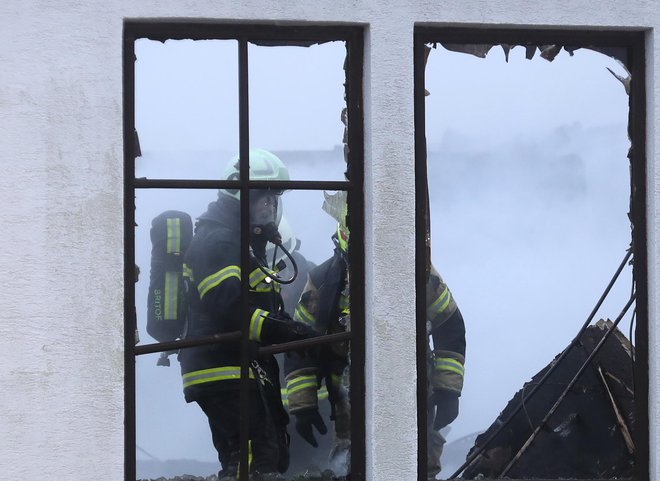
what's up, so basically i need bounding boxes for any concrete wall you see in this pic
[0,1,657,480]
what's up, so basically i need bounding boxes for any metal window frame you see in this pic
[414,26,648,481]
[123,21,365,481]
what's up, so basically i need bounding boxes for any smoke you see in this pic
[425,46,633,474]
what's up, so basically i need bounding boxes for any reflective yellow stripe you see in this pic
[434,357,465,376]
[295,303,316,327]
[250,266,281,292]
[250,309,267,342]
[183,263,193,281]
[252,281,279,293]
[428,286,451,318]
[237,440,252,478]
[339,294,350,311]
[182,366,255,388]
[164,271,178,320]
[287,374,317,395]
[166,217,181,254]
[198,265,241,299]
[282,385,328,407]
[249,267,268,287]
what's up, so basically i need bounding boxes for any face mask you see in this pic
[250,192,279,227]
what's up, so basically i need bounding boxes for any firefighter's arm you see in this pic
[283,277,323,390]
[426,265,466,392]
[254,271,324,345]
[430,307,466,394]
[283,276,329,446]
[285,367,327,447]
[292,273,321,330]
[427,266,466,429]
[240,258,318,344]
[428,308,466,429]
[195,241,315,343]
[284,367,320,414]
[283,274,324,387]
[194,246,244,332]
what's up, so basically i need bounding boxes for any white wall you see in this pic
[0,1,657,480]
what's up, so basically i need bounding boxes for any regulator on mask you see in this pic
[250,190,283,244]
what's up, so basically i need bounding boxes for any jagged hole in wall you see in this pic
[424,43,636,479]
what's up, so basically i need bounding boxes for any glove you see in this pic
[261,313,318,345]
[294,409,328,448]
[429,389,459,430]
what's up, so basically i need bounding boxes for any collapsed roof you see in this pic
[460,320,635,479]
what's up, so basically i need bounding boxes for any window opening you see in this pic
[415,28,647,481]
[125,23,364,481]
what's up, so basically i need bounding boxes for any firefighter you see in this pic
[179,149,317,481]
[425,264,467,479]
[283,223,350,469]
[284,194,466,479]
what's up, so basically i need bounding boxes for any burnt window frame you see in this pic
[414,27,648,481]
[123,21,365,481]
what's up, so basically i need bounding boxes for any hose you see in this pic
[255,240,299,285]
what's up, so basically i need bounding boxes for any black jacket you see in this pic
[284,251,467,414]
[179,196,287,402]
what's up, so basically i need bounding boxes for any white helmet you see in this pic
[220,148,290,201]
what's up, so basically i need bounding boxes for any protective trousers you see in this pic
[427,403,447,480]
[197,388,289,478]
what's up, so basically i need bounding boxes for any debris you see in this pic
[539,44,562,61]
[606,66,631,95]
[441,43,494,58]
[462,320,635,479]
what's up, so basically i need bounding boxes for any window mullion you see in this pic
[413,32,430,481]
[124,28,137,481]
[238,37,251,481]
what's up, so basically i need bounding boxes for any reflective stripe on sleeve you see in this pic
[249,267,269,287]
[286,374,318,395]
[427,286,452,319]
[281,384,329,407]
[182,366,255,388]
[252,280,280,293]
[294,303,316,327]
[434,357,465,377]
[164,271,178,320]
[250,309,267,342]
[197,265,241,299]
[250,266,281,292]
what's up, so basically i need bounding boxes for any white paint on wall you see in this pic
[0,1,658,481]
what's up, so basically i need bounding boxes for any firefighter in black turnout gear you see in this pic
[284,224,350,464]
[179,150,316,480]
[284,193,466,479]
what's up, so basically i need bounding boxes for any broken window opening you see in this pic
[125,23,364,481]
[415,29,647,481]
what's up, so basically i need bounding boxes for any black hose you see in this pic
[256,241,298,285]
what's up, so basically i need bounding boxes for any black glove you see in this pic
[294,409,328,448]
[429,389,459,430]
[261,313,318,345]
